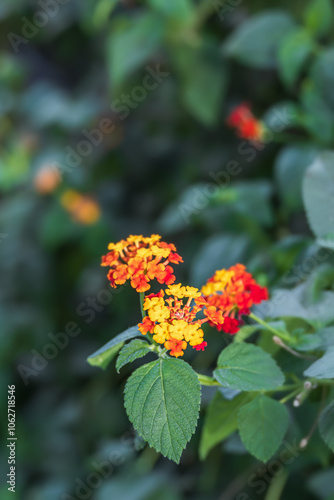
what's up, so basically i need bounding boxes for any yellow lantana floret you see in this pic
[148,304,170,322]
[168,319,188,340]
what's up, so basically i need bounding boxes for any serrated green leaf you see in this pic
[278,28,314,88]
[237,395,290,462]
[319,401,334,452]
[304,347,334,379]
[223,10,296,69]
[303,152,334,243]
[124,358,201,463]
[199,391,251,460]
[303,0,334,37]
[213,343,285,391]
[116,339,152,373]
[87,326,143,370]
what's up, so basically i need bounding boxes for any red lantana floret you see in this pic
[193,341,208,351]
[227,103,263,142]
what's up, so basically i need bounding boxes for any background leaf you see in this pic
[275,144,319,213]
[310,48,334,111]
[278,29,314,88]
[303,0,334,37]
[304,347,334,379]
[237,395,290,462]
[303,151,334,244]
[147,0,194,23]
[190,234,252,287]
[199,391,251,460]
[319,401,334,452]
[108,12,163,87]
[223,11,296,68]
[173,44,229,126]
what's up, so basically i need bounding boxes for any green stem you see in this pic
[139,292,154,345]
[139,292,145,320]
[269,383,301,393]
[249,313,291,342]
[309,378,334,386]
[279,388,301,405]
[197,374,220,386]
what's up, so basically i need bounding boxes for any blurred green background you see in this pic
[1,0,334,498]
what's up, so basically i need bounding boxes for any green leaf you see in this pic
[108,13,164,87]
[234,321,287,343]
[310,48,334,111]
[124,358,201,463]
[87,326,143,370]
[300,79,334,144]
[190,234,252,287]
[317,327,334,349]
[237,395,290,462]
[260,284,334,328]
[223,10,296,69]
[319,401,334,452]
[304,347,334,379]
[147,0,194,23]
[303,0,334,37]
[213,343,285,391]
[302,263,334,306]
[92,0,118,28]
[228,181,273,227]
[303,152,334,243]
[307,468,334,499]
[274,144,319,213]
[173,44,228,126]
[234,325,260,343]
[199,391,251,460]
[278,29,314,88]
[116,339,152,373]
[292,332,323,352]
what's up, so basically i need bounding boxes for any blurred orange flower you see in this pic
[34,165,60,194]
[61,190,101,225]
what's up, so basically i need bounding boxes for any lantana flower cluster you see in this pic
[200,264,269,334]
[227,103,263,142]
[138,284,209,358]
[102,236,268,357]
[101,234,183,292]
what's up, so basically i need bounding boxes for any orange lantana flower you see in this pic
[101,235,183,293]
